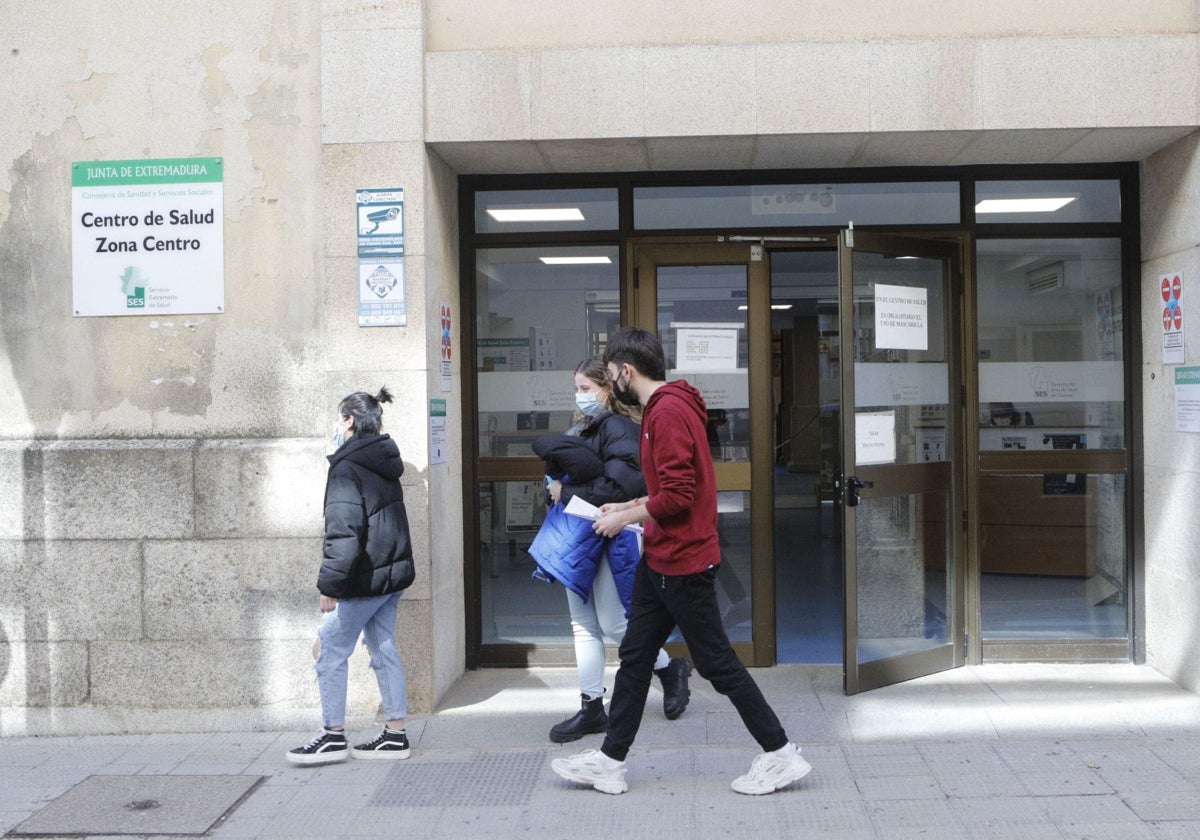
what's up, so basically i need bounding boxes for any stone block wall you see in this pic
[1141,132,1200,694]
[0,438,438,733]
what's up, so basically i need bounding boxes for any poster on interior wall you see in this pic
[874,284,928,350]
[71,157,224,316]
[356,188,406,326]
[1174,366,1200,432]
[674,324,740,371]
[430,398,447,464]
[439,302,453,391]
[1161,272,1184,364]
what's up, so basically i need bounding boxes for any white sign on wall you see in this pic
[356,188,406,327]
[1161,272,1185,365]
[1175,366,1200,433]
[855,410,896,465]
[71,157,224,316]
[874,283,928,350]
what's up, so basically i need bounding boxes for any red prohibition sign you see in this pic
[1164,307,1173,330]
[1173,275,1182,300]
[1175,305,1183,330]
[1163,277,1172,301]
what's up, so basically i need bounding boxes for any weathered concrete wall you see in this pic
[425,35,1200,153]
[0,0,462,734]
[427,0,1199,51]
[1141,130,1200,694]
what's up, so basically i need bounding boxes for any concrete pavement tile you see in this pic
[418,713,554,749]
[775,798,876,837]
[1121,792,1200,821]
[847,704,997,742]
[210,814,271,837]
[1143,735,1200,772]
[1055,822,1157,839]
[993,740,1087,772]
[918,741,1009,772]
[0,783,65,812]
[843,743,930,777]
[951,794,1062,825]
[432,806,528,837]
[938,770,1029,797]
[865,797,964,834]
[1038,792,1144,826]
[780,708,853,743]
[1017,769,1114,796]
[1144,820,1200,837]
[1095,765,1197,794]
[959,824,1066,839]
[855,773,943,799]
[346,806,442,836]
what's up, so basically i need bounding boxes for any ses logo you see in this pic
[120,265,147,308]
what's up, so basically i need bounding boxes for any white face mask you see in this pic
[575,392,604,417]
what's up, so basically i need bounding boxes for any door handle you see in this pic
[845,475,874,507]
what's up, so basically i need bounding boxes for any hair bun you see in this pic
[376,386,394,404]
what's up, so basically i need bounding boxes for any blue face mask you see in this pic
[331,417,350,448]
[575,392,604,417]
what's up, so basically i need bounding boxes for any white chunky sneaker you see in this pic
[730,744,812,795]
[551,748,628,794]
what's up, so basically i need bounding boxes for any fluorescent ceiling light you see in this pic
[486,207,585,222]
[738,304,794,310]
[539,256,612,265]
[975,197,1076,214]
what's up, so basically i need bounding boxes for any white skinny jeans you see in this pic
[567,552,669,699]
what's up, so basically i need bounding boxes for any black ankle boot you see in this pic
[549,694,608,743]
[655,658,692,720]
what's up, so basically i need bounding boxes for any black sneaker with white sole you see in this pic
[352,728,411,760]
[286,729,348,765]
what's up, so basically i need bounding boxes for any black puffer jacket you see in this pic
[318,433,414,599]
[533,411,646,505]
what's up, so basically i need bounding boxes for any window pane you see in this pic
[476,246,621,455]
[656,264,750,462]
[977,238,1124,450]
[980,474,1127,639]
[635,182,959,229]
[851,251,949,466]
[479,480,568,644]
[475,188,619,233]
[856,491,950,663]
[975,179,1121,224]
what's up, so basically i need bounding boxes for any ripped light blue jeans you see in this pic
[315,591,407,728]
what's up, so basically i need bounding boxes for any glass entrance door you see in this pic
[631,243,774,664]
[838,230,966,694]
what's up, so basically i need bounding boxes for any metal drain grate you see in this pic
[369,751,547,808]
[8,774,263,837]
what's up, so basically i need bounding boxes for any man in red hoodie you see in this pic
[551,326,812,796]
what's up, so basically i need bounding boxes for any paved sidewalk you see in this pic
[4,664,1200,838]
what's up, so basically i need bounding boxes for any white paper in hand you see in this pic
[564,494,643,534]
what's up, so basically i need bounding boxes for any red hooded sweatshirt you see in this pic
[640,380,721,575]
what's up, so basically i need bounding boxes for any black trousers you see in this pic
[601,559,788,761]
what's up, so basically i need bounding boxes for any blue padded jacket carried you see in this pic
[527,411,646,609]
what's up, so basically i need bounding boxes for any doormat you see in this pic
[8,774,263,837]
[369,751,546,807]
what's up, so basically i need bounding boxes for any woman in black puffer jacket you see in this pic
[287,387,416,767]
